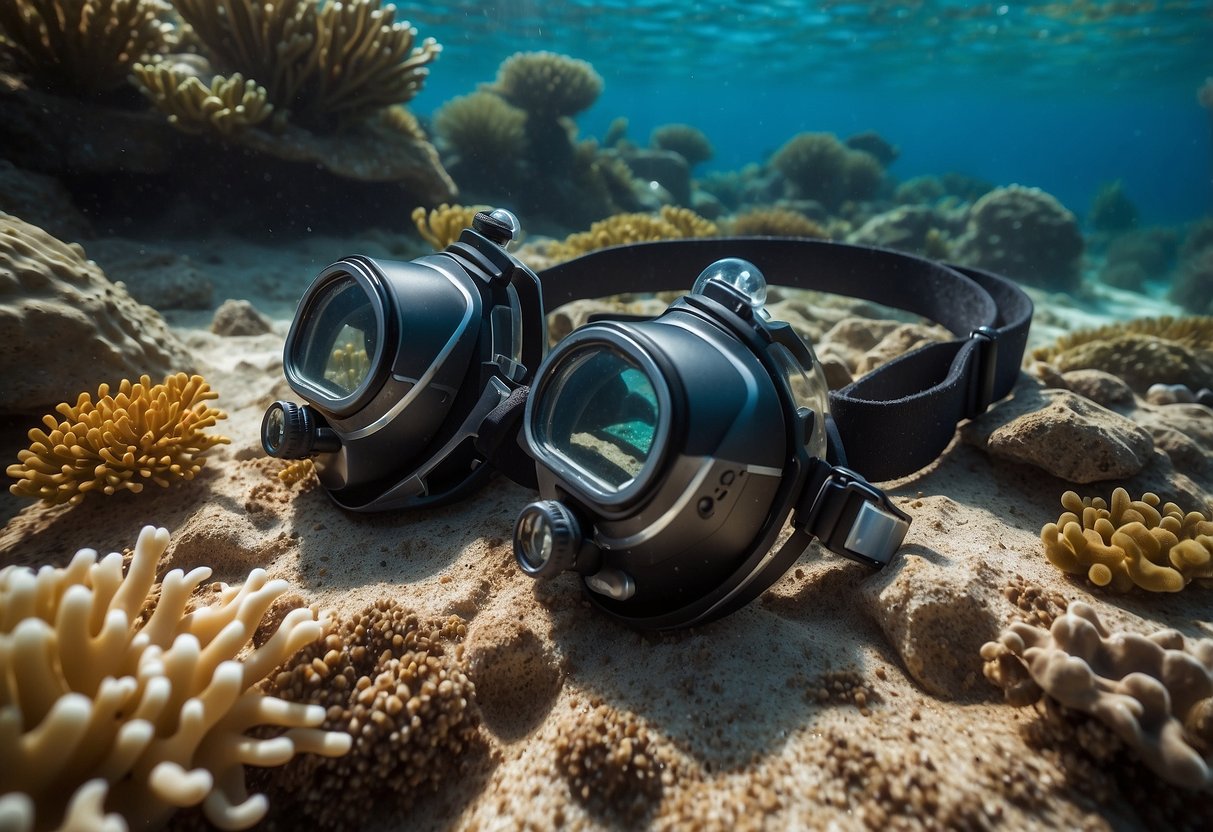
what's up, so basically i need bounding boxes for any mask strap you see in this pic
[538,238,1032,484]
[474,385,539,489]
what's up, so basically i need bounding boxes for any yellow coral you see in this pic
[411,203,488,251]
[132,65,275,136]
[277,458,315,488]
[172,0,441,127]
[0,525,351,831]
[1040,487,1213,592]
[546,206,718,263]
[6,373,230,506]
[1031,316,1213,393]
[0,0,171,94]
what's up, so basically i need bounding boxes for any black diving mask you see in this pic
[262,209,544,510]
[264,211,1033,630]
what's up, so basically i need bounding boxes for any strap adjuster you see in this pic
[796,464,911,568]
[965,325,999,419]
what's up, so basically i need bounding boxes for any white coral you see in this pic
[0,525,351,831]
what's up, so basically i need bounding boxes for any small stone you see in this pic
[211,298,274,336]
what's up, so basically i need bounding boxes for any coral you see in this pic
[489,50,602,118]
[554,702,665,823]
[893,175,946,205]
[844,130,899,166]
[980,601,1213,789]
[433,90,527,178]
[1105,227,1178,275]
[729,207,828,239]
[1031,316,1213,393]
[0,525,351,831]
[0,0,171,95]
[1089,180,1138,232]
[1179,216,1213,262]
[545,206,718,262]
[411,203,487,251]
[132,64,275,136]
[841,149,886,202]
[953,184,1084,292]
[276,458,315,488]
[1040,488,1213,592]
[1172,247,1213,315]
[650,123,713,168]
[1,210,194,418]
[7,373,229,506]
[171,0,441,128]
[602,115,628,148]
[770,132,850,207]
[261,600,479,829]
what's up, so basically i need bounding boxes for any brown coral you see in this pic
[172,0,441,128]
[7,373,229,506]
[727,207,828,239]
[0,525,350,831]
[981,601,1213,789]
[0,0,171,94]
[554,702,666,823]
[433,90,528,175]
[132,64,275,136]
[650,123,713,168]
[489,50,602,117]
[1040,488,1213,592]
[261,600,479,829]
[1031,316,1213,393]
[770,132,850,208]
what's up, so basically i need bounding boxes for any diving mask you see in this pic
[264,213,1033,630]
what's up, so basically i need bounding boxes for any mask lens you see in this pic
[297,274,379,399]
[538,348,659,491]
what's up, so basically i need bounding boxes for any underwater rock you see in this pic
[952,185,1084,292]
[861,507,1005,698]
[85,237,214,310]
[962,383,1153,483]
[1059,369,1135,408]
[0,159,91,241]
[621,148,691,206]
[845,205,957,256]
[0,78,180,175]
[211,299,273,336]
[0,213,193,415]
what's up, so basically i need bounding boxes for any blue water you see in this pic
[411,0,1212,225]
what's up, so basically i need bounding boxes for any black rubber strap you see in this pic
[537,238,1032,483]
[474,384,539,489]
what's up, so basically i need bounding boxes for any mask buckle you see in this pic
[795,461,910,568]
[965,325,1000,419]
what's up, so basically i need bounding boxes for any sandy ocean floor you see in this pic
[2,234,1210,831]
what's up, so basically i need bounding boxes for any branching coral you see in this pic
[489,50,602,118]
[411,203,487,251]
[1031,315,1213,393]
[170,0,441,127]
[980,601,1213,789]
[1040,488,1213,592]
[261,600,479,829]
[0,525,351,831]
[132,64,274,136]
[7,373,230,506]
[0,0,172,95]
[650,123,713,168]
[545,206,718,262]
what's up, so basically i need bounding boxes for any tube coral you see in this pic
[171,0,441,127]
[0,525,352,831]
[7,373,230,506]
[0,0,172,95]
[132,65,275,136]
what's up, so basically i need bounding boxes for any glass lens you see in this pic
[297,275,378,399]
[539,348,659,491]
